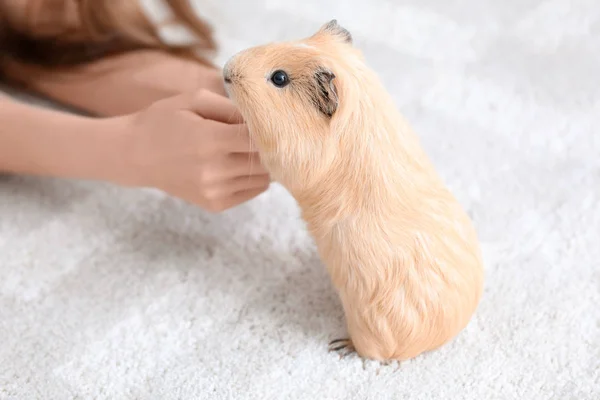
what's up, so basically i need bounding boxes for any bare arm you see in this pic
[3,50,226,117]
[0,91,270,212]
[0,95,127,181]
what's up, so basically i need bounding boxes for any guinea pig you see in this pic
[223,20,485,362]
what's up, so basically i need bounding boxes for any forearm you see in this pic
[3,50,225,117]
[0,95,128,182]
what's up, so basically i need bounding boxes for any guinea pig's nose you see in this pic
[223,61,233,83]
[223,71,232,84]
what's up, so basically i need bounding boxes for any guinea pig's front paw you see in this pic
[328,338,355,358]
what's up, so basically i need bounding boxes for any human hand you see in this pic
[118,89,270,212]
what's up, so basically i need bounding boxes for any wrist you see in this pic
[61,115,133,184]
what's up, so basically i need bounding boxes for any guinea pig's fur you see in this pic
[224,20,484,361]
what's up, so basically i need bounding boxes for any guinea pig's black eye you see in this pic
[270,70,290,88]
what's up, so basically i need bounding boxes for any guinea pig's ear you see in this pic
[312,69,339,118]
[317,20,352,45]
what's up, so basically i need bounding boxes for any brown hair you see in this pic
[0,0,217,82]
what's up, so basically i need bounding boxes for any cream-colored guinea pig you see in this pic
[223,20,484,362]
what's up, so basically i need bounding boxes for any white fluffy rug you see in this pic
[1,0,599,399]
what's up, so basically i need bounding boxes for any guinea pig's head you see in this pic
[223,20,360,191]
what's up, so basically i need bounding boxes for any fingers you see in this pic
[167,172,270,213]
[226,174,271,193]
[229,152,268,176]
[203,172,270,209]
[201,71,228,97]
[202,119,258,153]
[188,89,244,124]
[199,169,270,196]
[164,160,270,213]
[222,187,269,210]
[187,173,269,213]
[185,152,270,213]
[165,89,255,153]
[207,185,270,213]
[199,153,269,181]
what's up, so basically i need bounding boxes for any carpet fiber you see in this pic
[1,0,599,399]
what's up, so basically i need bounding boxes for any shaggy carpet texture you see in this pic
[1,0,599,399]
